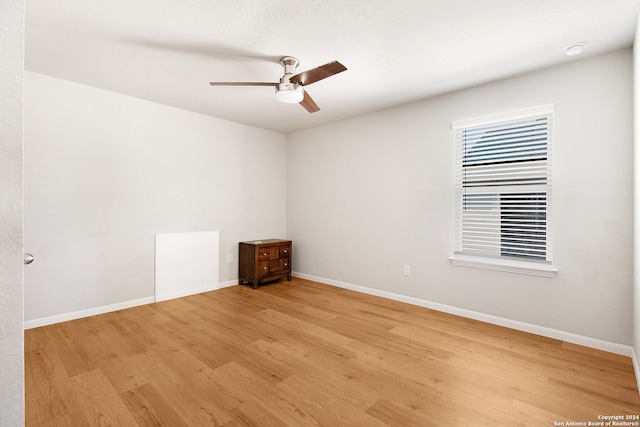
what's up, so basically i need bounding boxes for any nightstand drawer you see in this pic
[257,247,274,261]
[269,258,290,273]
[258,261,270,277]
[279,246,290,258]
[258,259,290,277]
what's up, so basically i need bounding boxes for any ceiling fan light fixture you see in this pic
[275,86,304,103]
[209,57,346,113]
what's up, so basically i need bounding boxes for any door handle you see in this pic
[24,253,34,265]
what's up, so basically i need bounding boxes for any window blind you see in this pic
[453,106,553,263]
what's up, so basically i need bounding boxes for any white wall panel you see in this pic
[155,231,219,301]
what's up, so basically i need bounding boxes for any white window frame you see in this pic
[449,104,558,278]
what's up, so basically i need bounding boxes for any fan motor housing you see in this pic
[280,56,300,76]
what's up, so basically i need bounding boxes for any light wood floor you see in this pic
[26,278,640,426]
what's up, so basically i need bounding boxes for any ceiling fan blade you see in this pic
[209,82,277,87]
[300,91,320,113]
[290,61,347,86]
[125,38,281,63]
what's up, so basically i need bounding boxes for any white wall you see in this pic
[288,49,633,346]
[0,0,24,424]
[24,72,287,322]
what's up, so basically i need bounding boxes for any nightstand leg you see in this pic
[252,280,258,289]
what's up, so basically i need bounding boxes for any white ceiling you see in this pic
[26,0,639,134]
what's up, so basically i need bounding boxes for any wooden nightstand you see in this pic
[238,239,292,289]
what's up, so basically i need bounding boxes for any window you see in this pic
[450,105,557,277]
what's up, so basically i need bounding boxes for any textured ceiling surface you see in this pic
[26,0,639,133]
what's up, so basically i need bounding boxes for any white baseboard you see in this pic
[633,348,640,393]
[219,279,239,289]
[24,296,156,330]
[155,282,221,302]
[293,272,633,357]
[24,279,240,329]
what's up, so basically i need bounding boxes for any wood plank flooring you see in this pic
[25,278,640,426]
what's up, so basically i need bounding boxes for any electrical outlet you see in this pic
[228,254,233,264]
[403,264,410,276]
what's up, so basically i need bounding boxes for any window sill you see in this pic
[449,254,557,278]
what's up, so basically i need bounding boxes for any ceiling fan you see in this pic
[209,56,346,113]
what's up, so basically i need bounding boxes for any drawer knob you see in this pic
[262,252,268,256]
[263,266,267,270]
[283,250,288,254]
[284,263,288,267]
